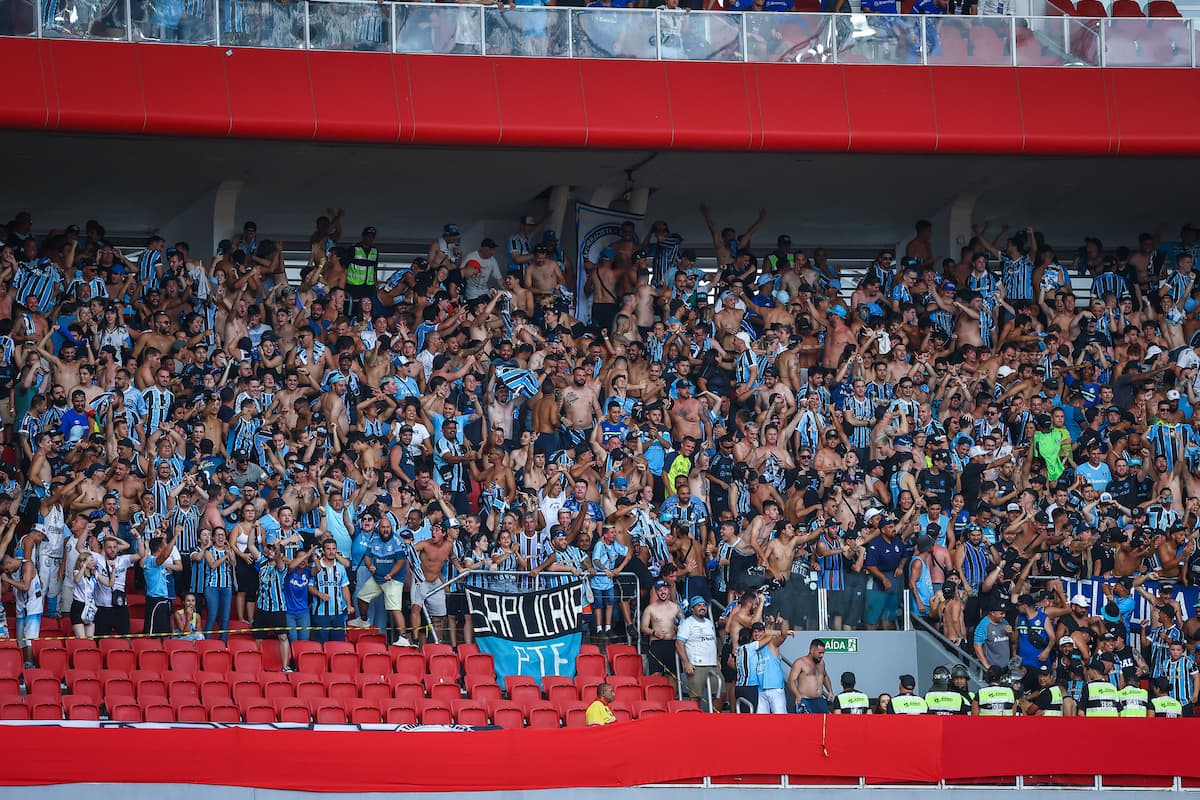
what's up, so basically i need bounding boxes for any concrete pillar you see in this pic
[627,187,650,217]
[545,184,571,248]
[212,179,245,255]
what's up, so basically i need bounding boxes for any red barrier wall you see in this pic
[2,716,1199,791]
[4,39,1200,155]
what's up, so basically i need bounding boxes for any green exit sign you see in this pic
[821,637,860,654]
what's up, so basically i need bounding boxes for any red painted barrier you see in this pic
[4,39,1200,155]
[1,716,1198,791]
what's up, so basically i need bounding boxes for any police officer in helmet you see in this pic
[925,665,968,715]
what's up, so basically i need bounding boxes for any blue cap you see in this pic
[689,596,707,608]
[673,378,693,393]
[895,435,913,447]
[599,247,614,261]
[829,305,848,320]
[542,230,558,243]
[443,223,460,236]
[613,476,629,490]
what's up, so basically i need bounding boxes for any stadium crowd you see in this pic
[0,206,1199,716]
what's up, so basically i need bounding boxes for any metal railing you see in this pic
[6,0,1198,69]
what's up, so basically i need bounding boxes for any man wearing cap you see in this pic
[1024,663,1068,716]
[973,601,1014,671]
[831,672,870,714]
[462,238,501,302]
[1149,676,1185,717]
[641,579,681,682]
[975,665,1016,716]
[508,215,539,274]
[891,675,927,714]
[1080,658,1121,716]
[676,596,722,711]
[864,515,905,630]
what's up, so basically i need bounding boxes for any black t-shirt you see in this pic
[708,453,735,511]
[960,463,985,507]
[916,468,954,506]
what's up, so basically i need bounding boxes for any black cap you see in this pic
[480,237,498,249]
[899,674,916,689]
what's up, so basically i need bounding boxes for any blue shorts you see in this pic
[799,697,830,714]
[17,613,41,647]
[865,587,899,625]
[592,585,616,610]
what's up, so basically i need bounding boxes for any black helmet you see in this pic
[950,664,969,680]
[931,665,951,689]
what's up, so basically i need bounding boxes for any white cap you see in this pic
[1070,593,1089,607]
[734,331,752,348]
[864,508,882,522]
[997,365,1016,378]
[1146,345,1164,358]
[1058,635,1075,646]
[968,446,986,458]
[1006,502,1020,512]
[1100,492,1114,502]
[1167,389,1181,401]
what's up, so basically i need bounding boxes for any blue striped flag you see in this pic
[495,365,541,398]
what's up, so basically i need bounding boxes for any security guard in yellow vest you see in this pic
[976,665,1016,716]
[1081,659,1120,717]
[926,666,969,715]
[1024,664,1064,716]
[1118,682,1149,717]
[832,671,870,714]
[347,226,379,301]
[1150,677,1183,718]
[891,674,927,715]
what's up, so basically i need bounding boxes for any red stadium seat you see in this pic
[64,696,100,720]
[232,678,264,706]
[1076,0,1106,14]
[135,676,168,702]
[29,700,62,720]
[208,703,241,723]
[260,643,284,673]
[504,675,538,693]
[0,677,20,699]
[427,653,459,681]
[463,653,494,680]
[0,701,30,720]
[65,670,100,703]
[578,644,601,656]
[541,675,573,693]
[454,705,489,727]
[233,649,264,674]
[428,682,461,705]
[380,700,417,725]
[578,678,602,702]
[344,698,383,724]
[144,704,177,723]
[291,641,323,671]
[423,673,456,693]
[612,707,633,723]
[359,651,390,676]
[546,684,579,705]
[509,684,542,705]
[563,703,588,728]
[1147,0,1181,14]
[168,677,200,705]
[104,677,136,705]
[634,700,667,718]
[526,701,561,729]
[417,698,453,725]
[35,646,69,680]
[312,699,348,724]
[242,703,276,723]
[421,643,454,665]
[110,702,144,723]
[454,642,479,666]
[469,682,502,704]
[392,650,425,678]
[605,643,637,666]
[200,647,232,675]
[26,671,63,700]
[391,684,424,709]
[200,680,233,706]
[490,703,525,730]
[611,652,644,678]
[323,676,358,704]
[101,640,135,672]
[67,639,102,670]
[0,647,22,678]
[645,684,676,705]
[294,679,325,702]
[668,699,702,713]
[614,684,644,705]
[1111,0,1144,14]
[274,700,311,724]
[136,647,169,674]
[575,653,606,678]
[177,704,208,723]
[168,648,200,675]
[357,676,391,704]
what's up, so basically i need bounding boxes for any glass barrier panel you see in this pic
[1063,15,1101,65]
[1014,16,1074,65]
[394,2,476,54]
[40,0,127,39]
[1105,17,1191,67]
[572,7,657,59]
[483,5,569,57]
[836,12,922,64]
[134,0,215,43]
[5,0,40,34]
[743,11,837,63]
[308,0,390,51]
[669,10,740,61]
[213,0,303,48]
[928,15,1012,65]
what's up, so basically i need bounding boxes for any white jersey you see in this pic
[13,561,44,617]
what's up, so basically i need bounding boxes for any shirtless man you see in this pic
[820,307,856,371]
[905,219,935,269]
[524,245,566,301]
[699,203,766,267]
[640,579,682,686]
[788,639,833,713]
[634,269,657,330]
[502,271,534,318]
[584,248,627,331]
[133,312,175,361]
[669,380,704,443]
[411,521,456,645]
[318,375,351,440]
[109,459,145,526]
[952,292,988,349]
[560,366,602,451]
[67,465,107,515]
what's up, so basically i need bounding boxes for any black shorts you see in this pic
[144,596,173,637]
[69,599,88,626]
[614,574,638,603]
[446,590,466,620]
[648,639,677,677]
[235,560,260,596]
[254,610,288,639]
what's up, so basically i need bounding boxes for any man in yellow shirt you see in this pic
[586,682,618,725]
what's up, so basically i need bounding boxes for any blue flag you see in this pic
[466,580,586,689]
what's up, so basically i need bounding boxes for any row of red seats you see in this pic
[1051,0,1181,17]
[10,638,644,682]
[0,695,701,727]
[9,668,674,709]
